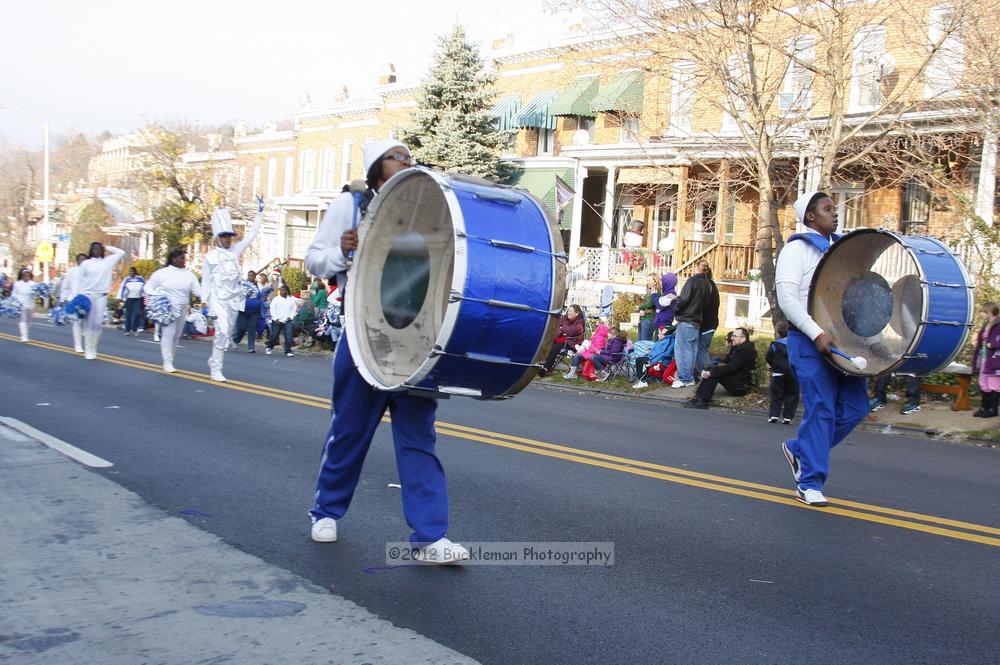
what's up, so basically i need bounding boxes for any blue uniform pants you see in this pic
[310,336,448,545]
[786,330,869,490]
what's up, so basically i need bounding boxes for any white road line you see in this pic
[0,417,113,468]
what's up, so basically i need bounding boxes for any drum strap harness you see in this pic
[786,231,841,253]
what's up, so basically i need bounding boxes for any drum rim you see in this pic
[344,166,468,393]
[807,228,974,376]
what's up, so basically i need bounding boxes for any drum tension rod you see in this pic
[920,319,968,326]
[429,345,540,367]
[902,353,930,359]
[455,231,569,263]
[919,280,966,288]
[448,291,562,315]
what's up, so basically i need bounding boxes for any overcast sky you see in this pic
[0,0,574,148]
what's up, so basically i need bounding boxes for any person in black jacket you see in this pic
[694,261,721,376]
[685,327,757,409]
[766,322,799,423]
[672,268,713,387]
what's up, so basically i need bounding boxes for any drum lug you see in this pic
[902,353,929,360]
[919,280,965,288]
[474,190,523,205]
[921,319,969,326]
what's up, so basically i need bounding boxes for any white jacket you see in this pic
[147,266,202,307]
[269,295,298,322]
[77,247,126,295]
[12,280,35,310]
[202,213,261,313]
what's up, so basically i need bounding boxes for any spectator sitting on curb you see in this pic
[685,327,757,409]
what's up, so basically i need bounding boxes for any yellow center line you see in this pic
[6,332,998,547]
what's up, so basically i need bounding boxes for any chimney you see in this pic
[379,63,397,85]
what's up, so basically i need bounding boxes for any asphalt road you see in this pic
[3,317,999,665]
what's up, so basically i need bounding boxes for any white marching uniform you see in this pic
[77,246,126,359]
[12,280,35,341]
[60,266,84,352]
[201,212,261,381]
[146,265,202,372]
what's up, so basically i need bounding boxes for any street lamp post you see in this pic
[0,105,51,282]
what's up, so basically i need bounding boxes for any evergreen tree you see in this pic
[404,25,513,182]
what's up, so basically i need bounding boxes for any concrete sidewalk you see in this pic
[0,420,477,665]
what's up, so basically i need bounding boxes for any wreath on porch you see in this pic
[626,251,646,273]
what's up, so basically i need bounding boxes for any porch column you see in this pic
[569,165,588,260]
[600,166,616,280]
[674,165,690,269]
[715,159,730,244]
[976,122,997,227]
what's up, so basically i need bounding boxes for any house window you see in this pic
[612,192,635,248]
[238,166,247,202]
[780,35,816,111]
[902,180,931,233]
[266,158,277,198]
[283,157,294,196]
[670,61,696,135]
[341,139,353,184]
[620,115,641,142]
[320,148,336,189]
[850,26,887,111]
[831,187,865,232]
[252,165,261,197]
[653,191,676,252]
[537,127,555,155]
[300,150,316,192]
[695,199,717,242]
[578,116,596,141]
[925,5,964,98]
[722,54,748,131]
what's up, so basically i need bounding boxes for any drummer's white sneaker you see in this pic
[310,518,338,543]
[414,537,469,565]
[795,487,829,507]
[563,369,578,379]
[781,441,801,483]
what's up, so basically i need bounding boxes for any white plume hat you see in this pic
[794,190,826,226]
[362,139,407,175]
[211,208,236,237]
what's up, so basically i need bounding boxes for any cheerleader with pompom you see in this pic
[59,253,89,352]
[12,268,35,341]
[146,248,202,372]
[77,242,126,359]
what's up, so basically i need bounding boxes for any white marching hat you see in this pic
[211,208,236,237]
[794,190,825,226]
[362,139,407,175]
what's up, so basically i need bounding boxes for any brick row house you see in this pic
[220,3,995,328]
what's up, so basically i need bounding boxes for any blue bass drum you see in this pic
[344,167,567,399]
[809,228,974,376]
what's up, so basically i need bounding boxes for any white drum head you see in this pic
[345,169,460,390]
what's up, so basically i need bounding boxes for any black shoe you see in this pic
[684,399,708,409]
[248,349,256,354]
[974,408,989,418]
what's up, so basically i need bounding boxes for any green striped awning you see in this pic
[491,95,521,131]
[512,167,576,230]
[590,70,644,114]
[512,91,558,130]
[549,77,600,117]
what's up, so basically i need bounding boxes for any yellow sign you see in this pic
[35,241,54,263]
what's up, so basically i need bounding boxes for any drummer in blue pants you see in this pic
[775,191,869,507]
[304,139,469,563]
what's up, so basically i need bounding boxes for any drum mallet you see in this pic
[347,179,367,264]
[830,346,868,371]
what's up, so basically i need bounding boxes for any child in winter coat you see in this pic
[767,322,799,423]
[653,273,678,330]
[972,301,1000,418]
[632,326,676,388]
[594,326,629,381]
[564,321,609,379]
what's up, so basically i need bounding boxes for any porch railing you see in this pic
[676,242,755,282]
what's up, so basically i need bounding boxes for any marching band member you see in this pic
[77,242,126,359]
[775,191,869,507]
[201,199,262,382]
[12,268,36,342]
[146,248,201,373]
[60,253,88,352]
[304,139,468,564]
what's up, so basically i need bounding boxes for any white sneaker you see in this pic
[781,441,801,483]
[414,537,469,565]
[598,369,610,382]
[311,517,338,543]
[795,487,829,507]
[265,348,272,355]
[632,380,648,389]
[563,369,577,379]
[286,352,294,357]
[768,416,779,423]
[671,380,694,388]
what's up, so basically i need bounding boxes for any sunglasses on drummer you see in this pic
[381,152,415,166]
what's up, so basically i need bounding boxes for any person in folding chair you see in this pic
[539,303,585,377]
[594,325,629,382]
[631,325,675,389]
